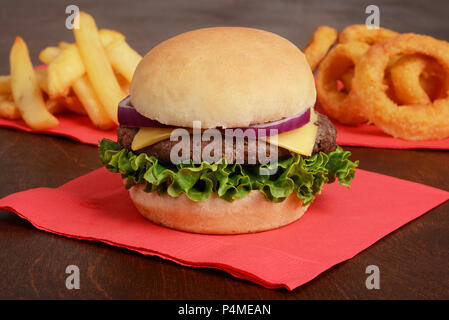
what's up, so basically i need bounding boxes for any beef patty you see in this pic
[117,111,337,164]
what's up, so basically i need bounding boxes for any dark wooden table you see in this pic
[0,0,448,299]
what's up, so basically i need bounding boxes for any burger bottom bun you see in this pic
[128,183,308,234]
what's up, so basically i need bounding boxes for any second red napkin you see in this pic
[334,121,449,150]
[0,115,115,145]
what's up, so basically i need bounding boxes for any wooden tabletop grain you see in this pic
[0,0,448,299]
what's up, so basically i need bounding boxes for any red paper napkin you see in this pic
[0,115,115,146]
[334,121,449,150]
[1,168,447,290]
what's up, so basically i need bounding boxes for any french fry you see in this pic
[45,98,66,115]
[74,12,125,124]
[72,75,115,129]
[47,44,85,97]
[99,29,126,47]
[58,41,72,49]
[1,71,48,95]
[10,37,58,129]
[2,69,52,96]
[60,95,87,115]
[39,46,61,64]
[0,75,11,95]
[115,72,130,95]
[35,68,49,94]
[105,39,142,82]
[0,95,21,120]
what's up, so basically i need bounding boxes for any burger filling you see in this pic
[99,111,357,204]
[116,112,338,164]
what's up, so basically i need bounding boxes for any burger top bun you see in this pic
[130,27,316,128]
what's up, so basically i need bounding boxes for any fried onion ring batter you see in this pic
[316,42,370,125]
[338,25,399,45]
[304,26,338,72]
[390,54,446,105]
[353,34,449,140]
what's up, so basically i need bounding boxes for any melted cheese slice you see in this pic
[132,127,174,151]
[265,108,318,156]
[131,109,318,156]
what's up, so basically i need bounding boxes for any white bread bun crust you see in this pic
[130,27,316,128]
[129,183,308,234]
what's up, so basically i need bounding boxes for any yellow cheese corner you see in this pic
[131,127,174,151]
[265,109,318,156]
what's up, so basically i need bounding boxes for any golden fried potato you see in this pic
[45,98,66,115]
[47,44,85,97]
[39,46,61,64]
[0,75,11,95]
[34,68,49,94]
[105,39,142,83]
[0,95,21,120]
[10,37,58,129]
[72,75,115,129]
[60,95,87,115]
[74,12,125,124]
[99,29,126,47]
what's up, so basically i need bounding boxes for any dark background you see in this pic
[0,0,448,299]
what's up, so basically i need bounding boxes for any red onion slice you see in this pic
[118,96,311,137]
[118,96,173,128]
[228,108,310,138]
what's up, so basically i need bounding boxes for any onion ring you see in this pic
[340,68,354,92]
[390,54,446,105]
[342,62,398,98]
[352,33,449,141]
[304,26,338,72]
[316,42,370,125]
[338,24,399,45]
[337,25,399,95]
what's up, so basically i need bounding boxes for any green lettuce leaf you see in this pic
[98,139,358,205]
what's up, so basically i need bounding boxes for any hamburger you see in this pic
[99,27,358,234]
